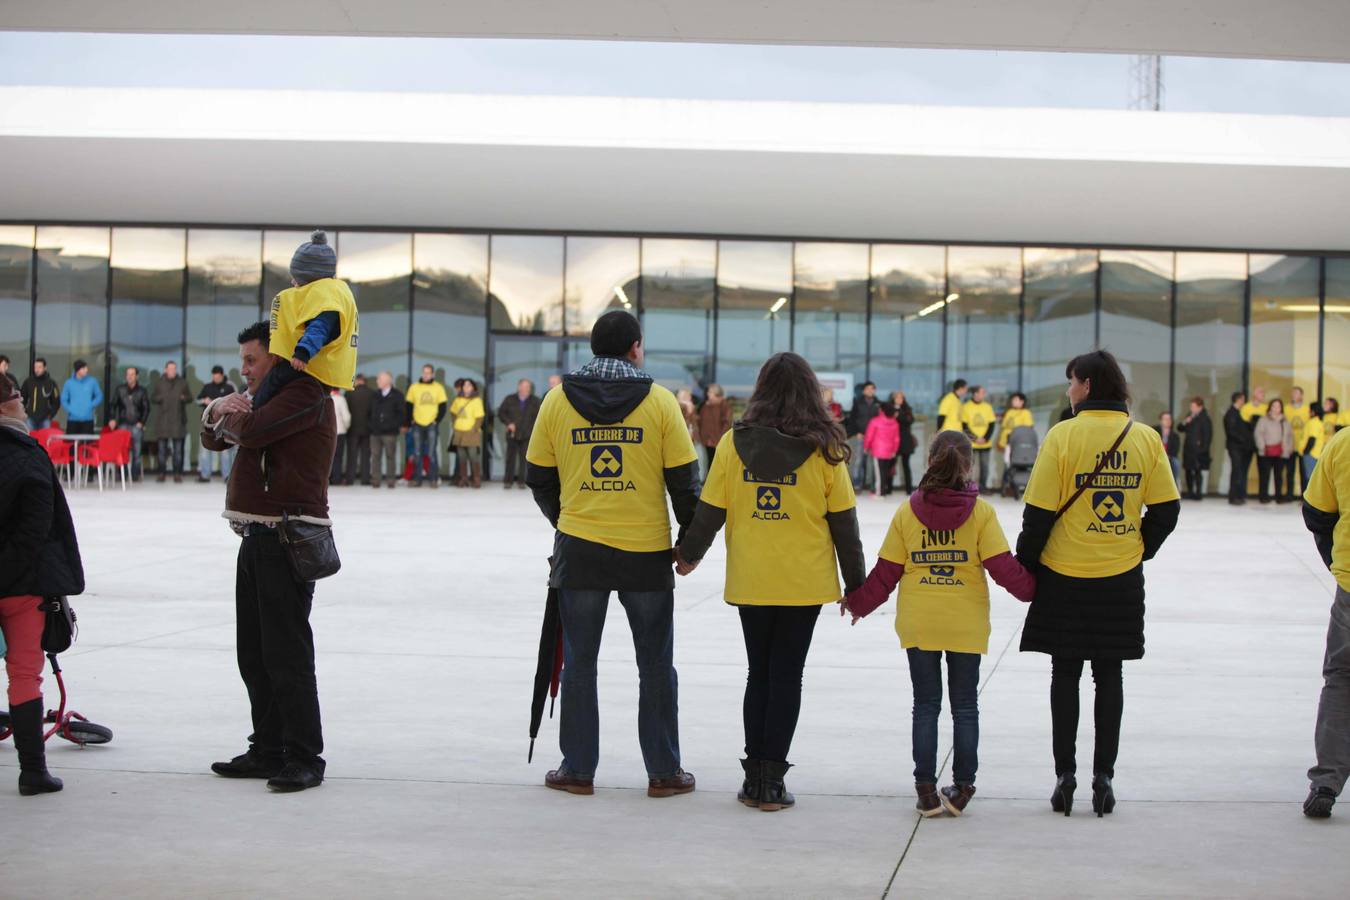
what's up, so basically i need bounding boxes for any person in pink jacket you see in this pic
[864,402,903,496]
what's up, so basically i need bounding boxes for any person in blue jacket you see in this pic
[60,360,103,435]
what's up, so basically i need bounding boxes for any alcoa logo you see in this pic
[920,563,963,586]
[590,445,623,478]
[752,486,790,521]
[1093,490,1125,523]
[930,565,956,578]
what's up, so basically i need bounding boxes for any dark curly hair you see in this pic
[740,352,850,466]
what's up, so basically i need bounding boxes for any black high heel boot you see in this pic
[738,758,762,808]
[1092,775,1115,817]
[11,698,63,796]
[1051,774,1077,816]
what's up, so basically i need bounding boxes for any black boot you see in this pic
[738,758,761,808]
[1051,773,1077,816]
[759,760,795,812]
[11,698,62,796]
[1091,774,1116,817]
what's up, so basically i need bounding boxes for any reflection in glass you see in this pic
[1100,250,1173,424]
[1175,252,1246,484]
[337,232,411,388]
[641,239,715,393]
[1249,255,1320,404]
[187,229,261,393]
[793,242,868,390]
[489,337,562,478]
[110,228,186,397]
[1022,248,1097,428]
[263,230,314,305]
[945,246,1021,403]
[715,241,792,400]
[489,236,564,334]
[564,237,639,336]
[870,244,945,424]
[0,225,35,379]
[34,227,110,400]
[1323,259,1349,414]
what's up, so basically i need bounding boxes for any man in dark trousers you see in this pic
[110,366,151,481]
[150,360,192,483]
[526,310,702,798]
[497,378,541,489]
[19,357,60,430]
[846,381,881,490]
[344,373,374,485]
[196,365,236,482]
[200,321,336,793]
[369,371,406,489]
[1223,390,1255,506]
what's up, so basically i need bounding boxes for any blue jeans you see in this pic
[1304,454,1318,485]
[199,442,236,479]
[26,417,51,430]
[558,588,680,779]
[1168,456,1181,484]
[411,423,439,484]
[907,647,981,785]
[849,435,873,490]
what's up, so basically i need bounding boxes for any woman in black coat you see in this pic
[1015,351,1180,817]
[1176,396,1213,501]
[0,379,85,795]
[890,390,917,494]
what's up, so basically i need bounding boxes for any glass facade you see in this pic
[2,221,1345,493]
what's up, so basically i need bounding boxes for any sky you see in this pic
[1,32,1349,116]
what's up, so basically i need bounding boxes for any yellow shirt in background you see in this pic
[1241,402,1269,424]
[1288,403,1310,451]
[1306,418,1327,459]
[268,278,360,390]
[1326,412,1341,435]
[699,432,855,606]
[1303,426,1350,593]
[406,381,448,427]
[526,384,696,553]
[878,499,1009,654]
[962,401,996,450]
[938,392,964,433]
[998,408,1035,449]
[1022,410,1180,579]
[451,395,485,432]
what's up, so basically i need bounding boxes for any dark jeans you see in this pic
[907,648,981,785]
[158,436,185,476]
[558,588,680,779]
[235,531,324,771]
[411,423,439,484]
[1287,453,1303,497]
[371,433,400,484]
[1050,657,1123,778]
[1227,448,1251,500]
[877,456,897,495]
[66,419,95,435]
[1257,454,1286,501]
[1310,587,1350,796]
[503,438,528,483]
[345,432,371,483]
[899,453,914,493]
[1184,466,1206,498]
[330,433,347,484]
[738,605,820,763]
[974,448,991,492]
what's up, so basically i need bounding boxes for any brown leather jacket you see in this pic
[201,374,336,522]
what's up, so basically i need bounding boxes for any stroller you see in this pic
[1003,425,1039,499]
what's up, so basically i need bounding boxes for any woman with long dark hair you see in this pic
[676,352,865,811]
[1015,350,1180,816]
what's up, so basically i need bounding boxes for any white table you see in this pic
[45,433,100,490]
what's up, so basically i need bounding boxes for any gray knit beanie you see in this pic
[290,230,337,285]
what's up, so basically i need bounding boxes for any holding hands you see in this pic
[673,546,699,577]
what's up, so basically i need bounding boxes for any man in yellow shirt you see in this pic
[937,379,968,434]
[1240,386,1269,425]
[525,310,702,799]
[1302,425,1350,818]
[404,364,448,488]
[961,386,996,493]
[1288,386,1311,497]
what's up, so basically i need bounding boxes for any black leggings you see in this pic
[739,605,820,763]
[1050,657,1123,778]
[899,453,914,493]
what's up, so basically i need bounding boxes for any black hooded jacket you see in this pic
[0,426,85,597]
[525,372,702,591]
[677,423,867,595]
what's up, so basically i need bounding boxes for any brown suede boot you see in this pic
[471,461,483,488]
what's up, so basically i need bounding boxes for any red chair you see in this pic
[80,429,133,492]
[41,429,74,485]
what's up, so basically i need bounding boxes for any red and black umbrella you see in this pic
[528,586,564,763]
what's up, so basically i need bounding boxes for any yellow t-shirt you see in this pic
[268,278,360,390]
[1288,403,1310,450]
[450,395,485,432]
[938,392,964,433]
[526,384,697,553]
[1303,426,1350,593]
[878,499,1009,654]
[998,408,1035,449]
[1023,410,1181,579]
[406,381,449,427]
[961,401,996,450]
[1240,402,1269,424]
[1326,412,1341,435]
[1306,417,1327,460]
[699,431,856,606]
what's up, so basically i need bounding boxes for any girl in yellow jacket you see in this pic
[677,352,866,813]
[841,430,1035,818]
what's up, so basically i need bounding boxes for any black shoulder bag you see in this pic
[39,596,78,654]
[1054,420,1134,521]
[279,511,342,582]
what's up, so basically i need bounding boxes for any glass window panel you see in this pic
[263,230,313,304]
[869,244,945,418]
[0,225,35,384]
[945,246,1021,404]
[34,226,110,416]
[186,229,261,391]
[715,241,792,401]
[110,228,186,408]
[1100,250,1173,424]
[793,242,868,392]
[641,239,715,393]
[488,235,563,334]
[1324,258,1350,420]
[1022,248,1097,428]
[564,237,639,336]
[1249,254,1320,407]
[337,232,412,389]
[1175,252,1246,489]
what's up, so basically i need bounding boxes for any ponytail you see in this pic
[919,430,974,493]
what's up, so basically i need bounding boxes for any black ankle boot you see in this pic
[738,758,762,807]
[1091,775,1115,817]
[11,698,62,796]
[1051,773,1077,816]
[759,760,795,812]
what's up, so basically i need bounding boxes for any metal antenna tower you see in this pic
[1128,54,1163,111]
